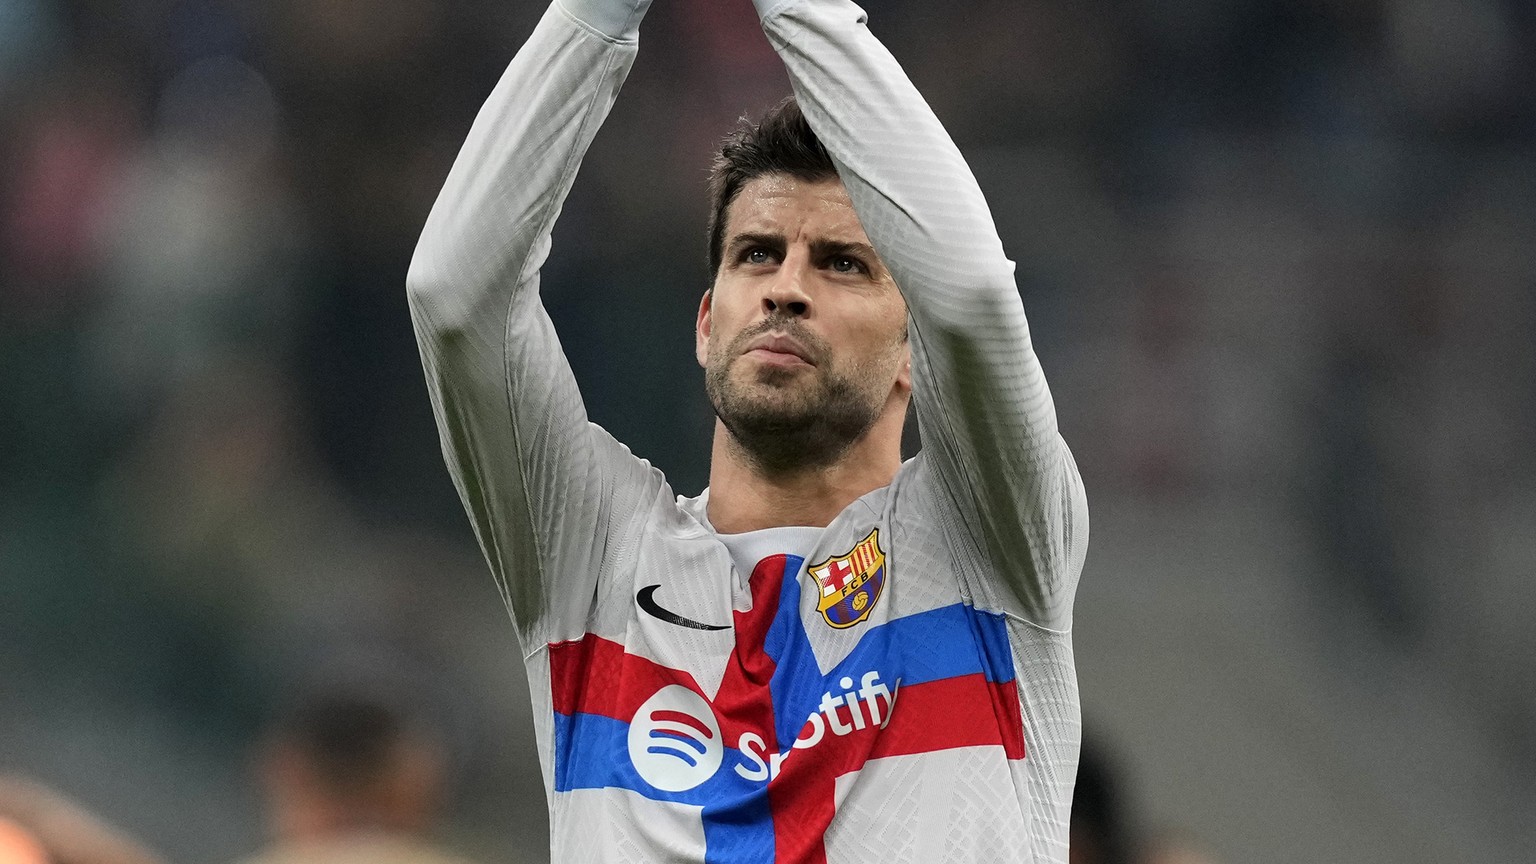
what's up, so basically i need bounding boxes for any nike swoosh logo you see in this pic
[636,585,730,631]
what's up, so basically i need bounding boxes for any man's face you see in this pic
[696,174,910,472]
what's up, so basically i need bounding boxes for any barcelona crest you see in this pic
[809,529,887,629]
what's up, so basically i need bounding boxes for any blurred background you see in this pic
[2,0,1533,861]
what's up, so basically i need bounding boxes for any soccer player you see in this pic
[407,0,1089,860]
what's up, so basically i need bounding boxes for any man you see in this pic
[408,0,1088,860]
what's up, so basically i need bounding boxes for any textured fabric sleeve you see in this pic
[754,0,1088,629]
[406,0,661,648]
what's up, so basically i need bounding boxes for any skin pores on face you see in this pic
[697,175,910,474]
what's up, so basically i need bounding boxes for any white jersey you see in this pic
[406,0,1090,862]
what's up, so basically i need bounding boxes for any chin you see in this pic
[748,380,813,405]
[716,378,819,429]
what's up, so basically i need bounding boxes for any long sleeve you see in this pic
[752,0,1089,628]
[406,0,662,647]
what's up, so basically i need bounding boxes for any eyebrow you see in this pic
[808,238,879,262]
[725,232,880,264]
[725,232,787,259]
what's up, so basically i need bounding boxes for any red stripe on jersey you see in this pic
[765,672,1025,862]
[549,634,705,722]
[869,674,1022,758]
[989,678,1027,760]
[713,554,790,761]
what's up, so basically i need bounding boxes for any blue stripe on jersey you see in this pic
[554,712,757,805]
[700,790,775,863]
[764,554,824,749]
[969,605,1017,684]
[828,603,1017,688]
[552,715,781,861]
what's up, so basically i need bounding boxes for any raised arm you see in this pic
[406,0,661,646]
[751,0,1088,627]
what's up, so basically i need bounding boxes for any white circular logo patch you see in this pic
[627,685,723,792]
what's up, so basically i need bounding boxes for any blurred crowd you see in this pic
[2,0,1533,861]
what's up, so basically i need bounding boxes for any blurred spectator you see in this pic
[87,51,300,412]
[236,685,473,864]
[0,777,165,864]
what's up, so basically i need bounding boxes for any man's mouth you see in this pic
[743,332,815,367]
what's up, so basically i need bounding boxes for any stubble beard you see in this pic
[705,319,890,475]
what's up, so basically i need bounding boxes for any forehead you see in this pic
[724,174,871,244]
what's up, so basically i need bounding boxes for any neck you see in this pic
[704,414,904,535]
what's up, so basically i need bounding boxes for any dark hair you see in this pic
[707,96,838,276]
[271,689,428,795]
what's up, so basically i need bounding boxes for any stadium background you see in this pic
[1,0,1533,860]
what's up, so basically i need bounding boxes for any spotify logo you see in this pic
[627,685,724,792]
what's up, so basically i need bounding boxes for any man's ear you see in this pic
[694,289,714,369]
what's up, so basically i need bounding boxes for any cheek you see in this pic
[837,323,905,379]
[707,320,757,371]
[866,301,910,353]
[707,286,755,340]
[853,285,907,344]
[709,304,744,343]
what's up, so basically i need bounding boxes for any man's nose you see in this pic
[761,256,812,318]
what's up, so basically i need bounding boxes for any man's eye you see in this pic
[831,256,863,273]
[745,248,773,264]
